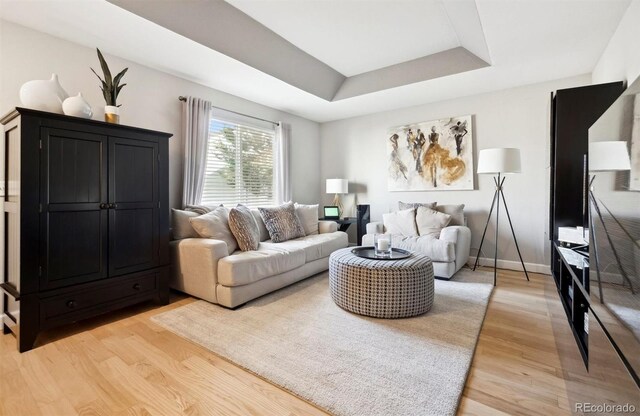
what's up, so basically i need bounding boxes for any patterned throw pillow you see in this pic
[398,201,437,211]
[258,202,306,243]
[189,206,238,253]
[229,205,260,251]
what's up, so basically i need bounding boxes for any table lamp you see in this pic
[473,148,529,285]
[326,178,348,216]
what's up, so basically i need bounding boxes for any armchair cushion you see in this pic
[435,204,465,226]
[416,207,452,238]
[382,208,418,236]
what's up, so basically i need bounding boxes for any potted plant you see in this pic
[91,48,128,123]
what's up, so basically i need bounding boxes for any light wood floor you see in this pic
[0,268,632,415]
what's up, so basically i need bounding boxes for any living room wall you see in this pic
[0,21,322,209]
[320,75,591,272]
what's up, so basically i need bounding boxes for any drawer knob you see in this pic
[67,300,76,308]
[133,283,140,291]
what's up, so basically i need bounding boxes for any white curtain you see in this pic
[182,96,212,207]
[274,122,292,204]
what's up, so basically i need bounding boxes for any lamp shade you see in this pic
[326,178,348,194]
[589,141,631,172]
[477,148,521,174]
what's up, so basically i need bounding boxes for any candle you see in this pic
[378,238,390,251]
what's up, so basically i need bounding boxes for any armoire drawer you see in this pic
[41,273,157,321]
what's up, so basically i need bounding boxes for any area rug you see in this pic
[151,268,493,416]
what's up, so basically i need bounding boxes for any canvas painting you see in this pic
[388,115,474,191]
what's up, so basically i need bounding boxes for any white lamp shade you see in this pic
[477,148,522,174]
[326,178,348,194]
[589,141,631,172]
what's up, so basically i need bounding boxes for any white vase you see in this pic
[62,93,93,119]
[104,105,120,124]
[19,73,69,114]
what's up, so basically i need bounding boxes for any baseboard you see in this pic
[468,257,551,275]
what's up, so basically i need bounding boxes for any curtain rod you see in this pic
[178,96,279,126]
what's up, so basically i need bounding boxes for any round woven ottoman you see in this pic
[328,248,434,318]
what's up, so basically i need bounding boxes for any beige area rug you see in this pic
[152,268,493,416]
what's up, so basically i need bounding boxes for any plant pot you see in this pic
[104,105,120,124]
[19,73,69,114]
[63,93,93,119]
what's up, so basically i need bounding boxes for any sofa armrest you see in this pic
[170,238,229,303]
[366,221,384,234]
[319,220,338,234]
[440,226,471,271]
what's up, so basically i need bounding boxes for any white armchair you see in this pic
[363,220,471,279]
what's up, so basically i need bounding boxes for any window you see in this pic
[202,117,275,206]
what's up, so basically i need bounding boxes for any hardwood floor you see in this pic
[0,268,634,415]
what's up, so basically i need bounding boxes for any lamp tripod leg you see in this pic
[588,198,605,303]
[473,187,499,271]
[493,175,502,286]
[590,190,634,294]
[499,187,529,281]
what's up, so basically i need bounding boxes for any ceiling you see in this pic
[0,0,632,123]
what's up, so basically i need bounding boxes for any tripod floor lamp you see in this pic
[473,148,530,285]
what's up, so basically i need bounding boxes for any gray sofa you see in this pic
[170,214,348,308]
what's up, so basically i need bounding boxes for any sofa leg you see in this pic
[220,302,247,311]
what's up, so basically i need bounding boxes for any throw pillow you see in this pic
[189,206,238,253]
[185,204,221,215]
[382,208,418,237]
[228,205,260,251]
[294,203,319,235]
[416,206,452,238]
[258,202,306,243]
[171,208,200,240]
[398,201,437,211]
[435,204,465,226]
[251,208,271,241]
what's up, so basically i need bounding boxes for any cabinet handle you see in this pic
[109,203,117,209]
[66,300,76,308]
[99,203,108,209]
[133,283,140,291]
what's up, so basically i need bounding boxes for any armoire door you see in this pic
[40,128,109,290]
[108,136,159,276]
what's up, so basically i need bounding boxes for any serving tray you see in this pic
[351,246,412,260]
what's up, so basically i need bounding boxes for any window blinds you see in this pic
[201,118,275,207]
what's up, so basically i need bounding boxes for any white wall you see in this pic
[0,21,321,209]
[320,75,591,271]
[592,1,640,85]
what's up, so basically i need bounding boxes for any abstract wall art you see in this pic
[388,115,474,191]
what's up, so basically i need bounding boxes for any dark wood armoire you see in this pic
[0,108,171,352]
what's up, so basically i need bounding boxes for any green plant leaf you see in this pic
[115,83,127,99]
[96,48,113,91]
[90,67,105,84]
[113,68,128,88]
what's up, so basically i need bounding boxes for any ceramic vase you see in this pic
[19,74,69,114]
[62,93,93,119]
[104,105,120,124]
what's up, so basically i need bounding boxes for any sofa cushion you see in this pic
[185,204,221,215]
[262,232,348,262]
[295,203,319,235]
[251,208,271,242]
[189,206,238,253]
[435,204,465,226]
[218,245,306,287]
[229,205,260,251]
[398,201,437,210]
[383,208,418,237]
[259,202,306,243]
[416,207,452,238]
[171,208,200,240]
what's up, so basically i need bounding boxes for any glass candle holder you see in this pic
[374,234,392,257]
